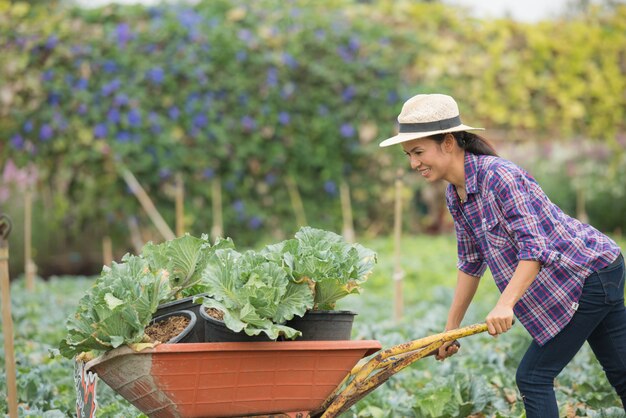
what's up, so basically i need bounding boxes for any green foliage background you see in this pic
[1,0,625,274]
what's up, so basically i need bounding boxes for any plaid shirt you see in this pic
[446,152,621,345]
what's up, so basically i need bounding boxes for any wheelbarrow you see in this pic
[85,323,489,418]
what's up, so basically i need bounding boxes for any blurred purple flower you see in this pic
[107,108,120,124]
[102,79,121,96]
[348,37,360,52]
[315,29,326,40]
[75,78,89,90]
[103,60,118,73]
[93,124,107,138]
[241,115,257,131]
[23,120,33,133]
[116,131,131,143]
[238,29,254,44]
[128,108,142,127]
[337,45,354,62]
[45,35,58,50]
[266,67,278,87]
[10,135,24,150]
[340,123,355,138]
[233,200,245,213]
[278,111,290,125]
[193,113,208,129]
[77,104,87,115]
[342,86,356,102]
[281,53,298,69]
[178,9,202,30]
[265,173,276,185]
[47,92,61,106]
[236,51,247,62]
[387,90,399,104]
[39,124,53,141]
[115,23,134,48]
[168,106,180,120]
[248,216,262,230]
[238,94,249,106]
[42,70,54,82]
[318,105,329,116]
[203,168,215,179]
[114,93,129,107]
[146,67,165,84]
[159,168,171,179]
[324,180,337,195]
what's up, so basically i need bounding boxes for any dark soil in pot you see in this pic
[146,310,197,344]
[154,295,206,342]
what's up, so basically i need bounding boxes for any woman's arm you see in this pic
[436,269,481,360]
[486,259,540,336]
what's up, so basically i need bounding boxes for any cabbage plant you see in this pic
[197,248,314,340]
[262,227,377,310]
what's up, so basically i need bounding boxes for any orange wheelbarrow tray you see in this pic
[85,323,488,418]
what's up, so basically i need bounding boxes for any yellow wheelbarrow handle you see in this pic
[315,322,492,418]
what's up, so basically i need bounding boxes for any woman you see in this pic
[379,93,625,416]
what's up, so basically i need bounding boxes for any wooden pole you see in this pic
[211,177,223,240]
[119,167,175,241]
[0,215,18,418]
[340,180,355,243]
[175,173,185,236]
[24,188,35,291]
[285,175,307,227]
[102,236,113,266]
[393,169,404,322]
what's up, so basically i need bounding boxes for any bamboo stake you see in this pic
[175,173,185,236]
[393,169,404,321]
[0,215,18,418]
[119,167,175,241]
[102,236,113,266]
[211,177,223,240]
[340,180,355,243]
[24,188,35,291]
[285,175,307,227]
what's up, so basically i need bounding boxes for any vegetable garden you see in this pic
[1,0,626,417]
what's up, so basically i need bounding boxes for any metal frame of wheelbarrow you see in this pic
[86,322,489,418]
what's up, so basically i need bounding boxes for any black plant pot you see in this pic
[154,295,206,342]
[149,310,198,344]
[285,310,356,341]
[198,306,274,342]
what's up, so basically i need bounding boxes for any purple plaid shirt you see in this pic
[446,152,620,345]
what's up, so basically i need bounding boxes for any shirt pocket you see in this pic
[483,218,510,249]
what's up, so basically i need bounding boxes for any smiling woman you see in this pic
[379,93,626,418]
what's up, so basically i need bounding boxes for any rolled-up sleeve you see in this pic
[491,169,561,267]
[454,219,487,277]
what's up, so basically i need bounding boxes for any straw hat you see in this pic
[379,93,483,147]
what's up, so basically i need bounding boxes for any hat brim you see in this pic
[379,124,484,147]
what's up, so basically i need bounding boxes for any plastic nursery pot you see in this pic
[286,310,356,341]
[198,306,274,342]
[154,294,206,342]
[148,310,198,344]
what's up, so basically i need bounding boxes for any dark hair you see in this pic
[430,131,498,157]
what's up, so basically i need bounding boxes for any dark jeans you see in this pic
[516,254,626,417]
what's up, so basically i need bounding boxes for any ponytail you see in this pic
[431,132,498,157]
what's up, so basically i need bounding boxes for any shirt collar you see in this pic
[464,152,479,195]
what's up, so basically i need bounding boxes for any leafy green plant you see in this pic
[58,254,170,359]
[197,248,314,339]
[59,234,234,358]
[262,226,377,310]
